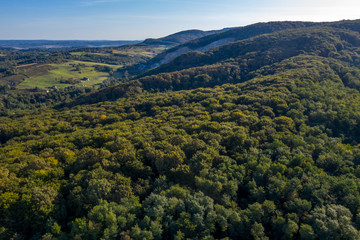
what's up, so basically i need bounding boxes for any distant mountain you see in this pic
[0,40,141,50]
[139,28,232,46]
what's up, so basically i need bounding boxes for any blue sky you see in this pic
[0,0,359,40]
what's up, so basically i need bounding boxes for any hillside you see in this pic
[116,21,320,77]
[73,25,360,105]
[2,20,360,239]
[144,26,360,75]
[143,21,317,68]
[131,19,360,73]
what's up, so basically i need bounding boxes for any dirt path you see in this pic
[16,63,38,68]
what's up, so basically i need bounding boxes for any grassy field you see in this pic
[70,60,121,68]
[70,52,85,56]
[112,46,167,57]
[17,61,121,89]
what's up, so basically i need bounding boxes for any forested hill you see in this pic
[142,21,317,67]
[135,19,360,71]
[72,25,360,105]
[140,28,231,46]
[145,27,360,75]
[3,20,360,239]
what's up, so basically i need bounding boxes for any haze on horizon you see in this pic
[1,0,359,40]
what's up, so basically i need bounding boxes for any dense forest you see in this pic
[2,20,360,239]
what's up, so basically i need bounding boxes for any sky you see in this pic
[0,0,359,40]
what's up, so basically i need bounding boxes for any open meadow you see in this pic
[16,60,121,89]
